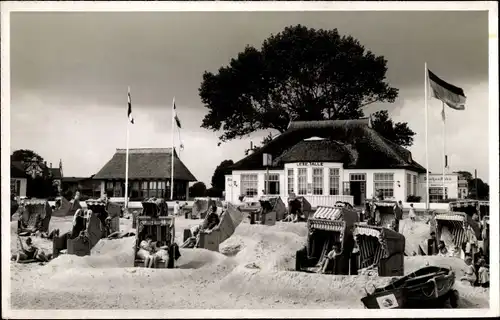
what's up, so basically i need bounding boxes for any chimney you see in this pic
[44,161,47,167]
[248,141,254,155]
[50,162,52,168]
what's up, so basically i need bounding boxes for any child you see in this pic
[460,256,477,286]
[408,204,416,222]
[320,243,341,274]
[477,259,489,288]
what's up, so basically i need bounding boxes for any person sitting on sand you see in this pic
[13,237,49,263]
[437,241,448,257]
[320,243,341,274]
[477,258,489,288]
[460,256,477,286]
[137,234,157,268]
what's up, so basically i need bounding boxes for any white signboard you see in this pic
[375,293,399,309]
[263,153,272,167]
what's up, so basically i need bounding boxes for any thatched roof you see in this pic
[230,119,426,173]
[274,139,353,165]
[93,148,197,181]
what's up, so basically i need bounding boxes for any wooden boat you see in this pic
[361,266,458,309]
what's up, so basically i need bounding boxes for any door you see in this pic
[350,181,362,206]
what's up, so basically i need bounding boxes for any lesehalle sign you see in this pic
[298,162,324,166]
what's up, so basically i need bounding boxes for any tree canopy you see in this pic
[211,159,234,190]
[189,182,207,198]
[199,24,413,147]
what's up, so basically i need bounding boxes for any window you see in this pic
[158,181,166,198]
[11,179,21,196]
[106,181,114,191]
[241,174,258,197]
[141,181,149,199]
[312,168,324,195]
[149,181,158,198]
[412,175,417,197]
[113,182,122,197]
[350,173,366,181]
[267,173,280,195]
[297,168,307,195]
[329,168,340,195]
[406,173,412,195]
[429,187,448,202]
[373,173,394,198]
[287,169,294,194]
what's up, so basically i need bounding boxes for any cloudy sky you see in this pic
[9,10,489,185]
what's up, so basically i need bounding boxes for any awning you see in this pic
[86,200,106,206]
[478,201,490,207]
[308,219,345,232]
[449,200,478,210]
[435,213,466,222]
[367,200,397,208]
[20,199,48,206]
[312,206,344,220]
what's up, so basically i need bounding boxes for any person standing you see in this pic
[394,201,403,232]
[408,203,416,222]
[173,201,180,216]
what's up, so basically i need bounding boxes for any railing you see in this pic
[303,195,354,208]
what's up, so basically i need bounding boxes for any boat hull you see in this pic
[361,266,458,309]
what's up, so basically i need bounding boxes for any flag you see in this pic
[445,155,448,168]
[128,88,134,124]
[441,103,446,121]
[428,69,466,110]
[173,99,181,128]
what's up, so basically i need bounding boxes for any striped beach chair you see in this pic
[353,224,405,277]
[435,212,467,254]
[298,206,359,274]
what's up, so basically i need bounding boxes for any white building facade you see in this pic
[225,166,421,208]
[417,173,466,203]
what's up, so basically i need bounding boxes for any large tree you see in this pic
[199,25,414,147]
[189,182,207,198]
[371,110,415,147]
[11,149,57,198]
[211,159,234,190]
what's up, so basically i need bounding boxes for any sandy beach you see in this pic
[8,214,489,310]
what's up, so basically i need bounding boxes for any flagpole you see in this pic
[425,63,430,211]
[170,97,175,201]
[442,102,446,201]
[125,86,130,209]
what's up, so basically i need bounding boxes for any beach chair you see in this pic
[295,205,359,275]
[353,224,405,277]
[134,215,176,268]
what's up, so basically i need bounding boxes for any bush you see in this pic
[406,195,422,202]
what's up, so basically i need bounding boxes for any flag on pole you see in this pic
[128,88,134,124]
[173,99,181,128]
[428,69,466,110]
[441,103,446,121]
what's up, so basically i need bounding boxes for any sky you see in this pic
[9,10,490,185]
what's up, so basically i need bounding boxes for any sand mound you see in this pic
[220,222,306,271]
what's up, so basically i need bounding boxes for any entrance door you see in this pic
[349,174,366,206]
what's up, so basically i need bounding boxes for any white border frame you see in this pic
[1,1,498,319]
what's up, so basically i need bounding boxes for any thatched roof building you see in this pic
[231,118,426,173]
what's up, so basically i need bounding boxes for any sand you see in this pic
[8,215,489,309]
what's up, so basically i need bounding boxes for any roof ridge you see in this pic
[116,148,173,154]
